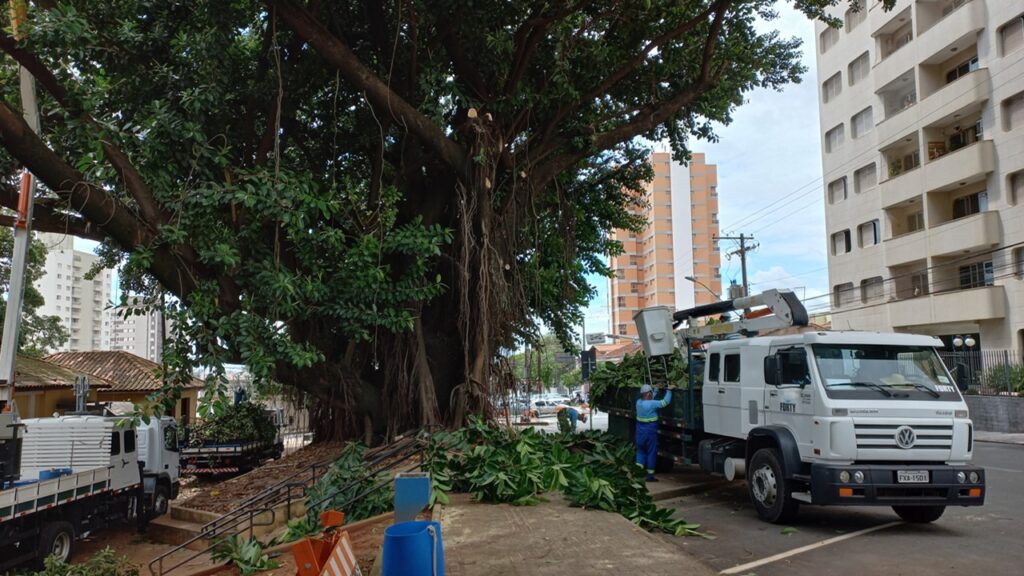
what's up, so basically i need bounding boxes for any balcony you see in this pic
[884,230,927,267]
[922,140,994,193]
[916,0,985,67]
[880,166,923,208]
[919,68,990,122]
[889,285,1006,328]
[928,211,1001,257]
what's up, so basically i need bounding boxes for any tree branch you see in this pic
[268,0,468,174]
[0,187,106,242]
[0,102,196,297]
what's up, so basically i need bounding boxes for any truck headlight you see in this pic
[969,471,979,483]
[955,410,968,418]
[853,471,864,484]
[957,471,966,484]
[839,470,850,483]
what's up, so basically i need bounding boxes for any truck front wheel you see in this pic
[748,448,799,523]
[892,505,945,523]
[153,484,171,516]
[38,521,74,567]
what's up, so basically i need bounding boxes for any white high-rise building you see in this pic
[109,298,165,363]
[34,233,113,352]
[816,0,1024,353]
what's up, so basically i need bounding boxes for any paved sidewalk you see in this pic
[975,431,1024,445]
[441,493,716,576]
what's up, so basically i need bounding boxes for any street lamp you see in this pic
[684,275,721,300]
[952,335,977,389]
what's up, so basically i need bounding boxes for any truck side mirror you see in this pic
[763,356,781,386]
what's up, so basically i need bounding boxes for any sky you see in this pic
[583,6,830,337]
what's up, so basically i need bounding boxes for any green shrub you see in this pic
[211,535,278,575]
[32,548,138,576]
[983,364,1024,393]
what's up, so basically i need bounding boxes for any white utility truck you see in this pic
[0,415,180,569]
[627,289,985,523]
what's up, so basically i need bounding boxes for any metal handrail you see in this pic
[149,433,425,576]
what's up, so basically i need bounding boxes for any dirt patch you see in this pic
[179,443,350,514]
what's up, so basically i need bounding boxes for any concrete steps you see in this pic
[148,505,221,549]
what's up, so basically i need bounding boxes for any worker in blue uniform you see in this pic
[635,383,674,482]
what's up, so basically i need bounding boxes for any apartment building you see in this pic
[816,0,1024,353]
[34,233,113,352]
[609,152,721,338]
[109,297,165,363]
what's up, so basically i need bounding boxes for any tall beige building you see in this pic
[610,152,722,338]
[34,233,113,352]
[816,0,1024,352]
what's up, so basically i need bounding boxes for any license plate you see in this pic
[897,470,930,483]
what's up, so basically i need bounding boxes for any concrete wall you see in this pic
[966,395,1024,433]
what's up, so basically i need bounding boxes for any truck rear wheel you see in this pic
[38,521,74,567]
[892,505,945,523]
[748,448,799,523]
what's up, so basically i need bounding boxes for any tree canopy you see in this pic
[0,0,871,440]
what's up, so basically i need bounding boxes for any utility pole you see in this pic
[0,0,42,418]
[714,233,758,297]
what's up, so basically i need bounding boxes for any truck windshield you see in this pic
[810,344,961,401]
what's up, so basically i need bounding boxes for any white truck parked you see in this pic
[630,289,986,524]
[0,416,180,570]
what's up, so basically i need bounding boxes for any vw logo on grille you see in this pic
[895,426,916,449]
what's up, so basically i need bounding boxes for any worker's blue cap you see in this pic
[640,384,653,395]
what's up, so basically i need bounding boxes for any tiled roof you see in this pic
[43,351,204,392]
[14,355,115,390]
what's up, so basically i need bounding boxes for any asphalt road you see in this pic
[660,442,1023,576]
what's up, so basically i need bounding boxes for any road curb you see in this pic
[976,438,1024,446]
[651,480,731,502]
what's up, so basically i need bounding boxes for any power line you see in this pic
[722,63,1024,234]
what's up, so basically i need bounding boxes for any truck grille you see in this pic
[854,424,953,450]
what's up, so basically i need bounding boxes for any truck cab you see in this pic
[136,417,181,513]
[701,331,984,523]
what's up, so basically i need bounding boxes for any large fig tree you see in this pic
[0,1,857,440]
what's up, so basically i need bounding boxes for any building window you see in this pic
[825,124,845,153]
[948,119,983,152]
[854,163,877,193]
[857,220,880,247]
[833,282,856,308]
[907,210,925,233]
[953,191,988,219]
[831,229,852,255]
[827,177,847,204]
[959,261,994,289]
[617,296,626,307]
[820,26,839,54]
[848,52,870,86]
[1000,14,1024,56]
[1010,171,1024,205]
[630,283,640,293]
[888,150,920,177]
[1003,92,1024,132]
[845,3,865,32]
[945,55,979,84]
[822,72,842,103]
[851,107,873,138]
[618,323,627,335]
[861,277,884,302]
[911,272,929,297]
[1014,248,1024,279]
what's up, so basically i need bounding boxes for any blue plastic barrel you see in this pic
[381,520,444,576]
[39,468,72,480]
